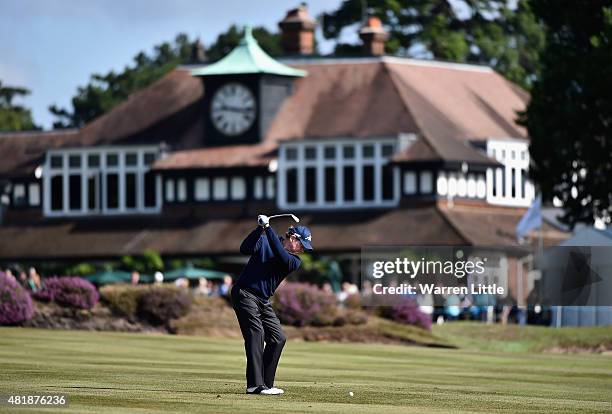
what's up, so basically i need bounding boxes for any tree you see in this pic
[519,0,612,227]
[0,80,39,132]
[321,0,545,88]
[50,26,281,129]
[206,25,282,61]
[49,34,194,129]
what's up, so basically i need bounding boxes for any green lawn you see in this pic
[1,328,611,413]
[433,322,612,353]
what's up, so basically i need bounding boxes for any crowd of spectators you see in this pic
[173,275,234,298]
[3,267,43,293]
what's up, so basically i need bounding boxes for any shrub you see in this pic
[100,284,149,319]
[273,282,339,327]
[379,298,431,331]
[345,309,368,325]
[138,287,192,325]
[0,272,34,325]
[32,283,56,302]
[344,293,362,310]
[34,277,99,310]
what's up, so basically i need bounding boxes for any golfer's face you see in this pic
[283,235,303,254]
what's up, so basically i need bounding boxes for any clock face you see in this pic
[210,83,256,136]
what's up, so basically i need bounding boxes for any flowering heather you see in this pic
[0,272,34,325]
[382,298,432,331]
[273,282,338,327]
[35,277,99,310]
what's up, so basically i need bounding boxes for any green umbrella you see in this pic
[164,266,230,281]
[138,273,154,283]
[85,269,132,285]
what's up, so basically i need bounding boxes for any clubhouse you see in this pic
[0,5,566,298]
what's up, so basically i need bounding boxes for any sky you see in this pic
[0,0,346,130]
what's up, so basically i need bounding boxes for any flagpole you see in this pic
[537,197,547,327]
[516,193,543,327]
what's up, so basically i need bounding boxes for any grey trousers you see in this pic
[231,286,286,388]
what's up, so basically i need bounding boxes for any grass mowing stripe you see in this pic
[0,327,611,413]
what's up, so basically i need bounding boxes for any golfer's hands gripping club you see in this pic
[257,214,270,228]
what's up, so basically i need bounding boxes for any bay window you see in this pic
[486,140,534,207]
[278,139,399,209]
[44,147,161,216]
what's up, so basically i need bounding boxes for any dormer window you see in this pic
[43,147,161,217]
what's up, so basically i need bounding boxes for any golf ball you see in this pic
[349,391,354,397]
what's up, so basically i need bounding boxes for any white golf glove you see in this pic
[257,214,270,228]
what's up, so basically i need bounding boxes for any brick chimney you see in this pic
[359,16,388,56]
[278,3,317,55]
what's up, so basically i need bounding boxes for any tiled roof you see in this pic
[76,69,204,148]
[0,129,80,178]
[153,143,275,170]
[438,203,568,247]
[0,204,567,260]
[0,205,502,259]
[0,56,528,175]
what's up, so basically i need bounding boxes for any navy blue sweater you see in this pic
[236,226,301,299]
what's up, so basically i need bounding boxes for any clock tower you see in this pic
[192,27,306,147]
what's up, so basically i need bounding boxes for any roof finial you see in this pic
[242,25,254,45]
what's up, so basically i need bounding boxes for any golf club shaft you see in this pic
[268,214,300,222]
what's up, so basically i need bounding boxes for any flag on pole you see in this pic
[516,195,542,241]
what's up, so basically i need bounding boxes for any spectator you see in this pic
[175,277,189,289]
[322,282,333,294]
[4,268,15,281]
[131,271,140,285]
[27,267,42,292]
[219,275,233,296]
[418,292,434,317]
[18,271,28,288]
[444,294,461,321]
[154,271,164,285]
[195,278,210,296]
[361,280,373,299]
[497,293,516,325]
[336,282,351,303]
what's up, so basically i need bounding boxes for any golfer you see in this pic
[231,214,313,395]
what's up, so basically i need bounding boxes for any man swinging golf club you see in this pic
[231,214,313,395]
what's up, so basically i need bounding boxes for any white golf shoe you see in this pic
[261,387,284,395]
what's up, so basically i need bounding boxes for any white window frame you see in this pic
[28,182,40,206]
[404,171,417,194]
[486,139,533,207]
[420,171,433,193]
[437,171,487,200]
[230,177,246,200]
[13,183,26,206]
[253,176,264,199]
[176,178,187,202]
[266,176,275,199]
[278,138,400,210]
[43,146,161,217]
[165,179,175,202]
[194,178,210,201]
[212,177,228,200]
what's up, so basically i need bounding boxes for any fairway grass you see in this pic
[1,328,611,413]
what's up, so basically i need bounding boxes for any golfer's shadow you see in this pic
[51,385,236,395]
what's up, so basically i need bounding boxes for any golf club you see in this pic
[268,213,300,223]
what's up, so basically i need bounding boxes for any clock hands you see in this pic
[211,83,256,135]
